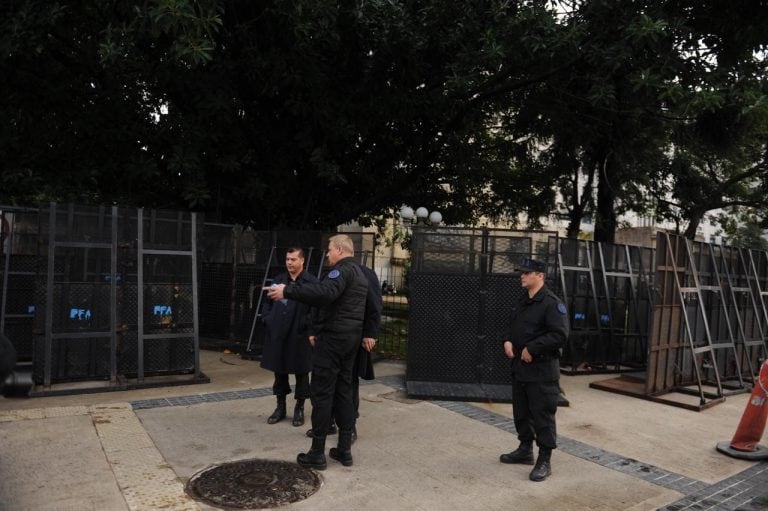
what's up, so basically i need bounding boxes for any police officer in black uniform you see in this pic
[500,258,569,482]
[266,234,368,470]
[305,262,382,443]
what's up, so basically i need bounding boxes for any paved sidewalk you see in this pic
[0,351,766,511]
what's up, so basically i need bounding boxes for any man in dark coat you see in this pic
[353,264,383,440]
[260,247,318,427]
[500,258,569,482]
[266,234,367,470]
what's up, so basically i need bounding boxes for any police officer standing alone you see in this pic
[260,247,318,427]
[266,234,367,470]
[500,258,569,482]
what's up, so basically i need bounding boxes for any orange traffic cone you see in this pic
[716,360,768,460]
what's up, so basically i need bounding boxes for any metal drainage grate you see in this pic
[186,458,322,509]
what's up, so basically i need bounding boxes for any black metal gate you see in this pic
[0,203,207,395]
[406,227,559,402]
[0,206,41,362]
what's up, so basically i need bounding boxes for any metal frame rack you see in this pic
[557,238,652,374]
[745,249,768,374]
[592,232,760,410]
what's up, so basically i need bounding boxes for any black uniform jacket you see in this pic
[284,256,368,342]
[504,285,569,382]
[260,270,317,374]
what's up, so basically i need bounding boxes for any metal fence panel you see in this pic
[406,227,558,401]
[1,209,45,360]
[0,203,205,391]
[558,238,654,373]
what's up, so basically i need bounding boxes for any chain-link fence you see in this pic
[372,264,408,358]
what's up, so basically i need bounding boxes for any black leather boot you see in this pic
[297,435,327,470]
[292,399,305,427]
[267,396,287,424]
[529,450,552,481]
[499,442,534,465]
[329,428,354,466]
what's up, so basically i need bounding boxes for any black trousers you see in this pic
[328,348,364,427]
[331,348,364,423]
[310,336,358,437]
[351,349,361,417]
[512,380,560,450]
[272,372,310,400]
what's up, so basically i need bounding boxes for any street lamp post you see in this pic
[395,204,442,286]
[399,205,442,226]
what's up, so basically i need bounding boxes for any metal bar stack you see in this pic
[741,249,768,381]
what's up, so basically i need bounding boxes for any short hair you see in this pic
[328,234,354,255]
[286,247,305,259]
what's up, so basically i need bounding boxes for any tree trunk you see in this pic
[566,205,584,239]
[684,214,703,239]
[564,157,594,239]
[565,219,580,239]
[593,158,617,243]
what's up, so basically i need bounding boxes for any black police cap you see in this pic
[517,258,547,273]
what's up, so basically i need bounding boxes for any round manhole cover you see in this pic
[186,458,322,509]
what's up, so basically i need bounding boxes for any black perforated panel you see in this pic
[407,274,481,383]
[406,228,561,400]
[482,275,526,384]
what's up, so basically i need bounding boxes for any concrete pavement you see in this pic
[0,350,766,511]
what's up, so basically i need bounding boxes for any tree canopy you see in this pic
[2,0,768,239]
